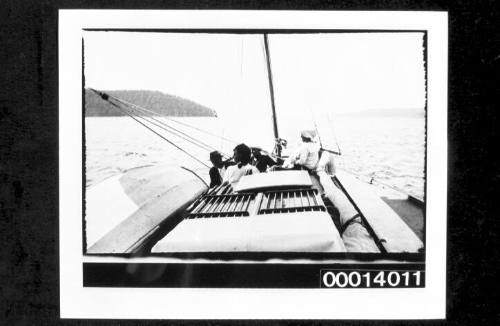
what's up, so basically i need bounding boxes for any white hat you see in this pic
[301,129,316,140]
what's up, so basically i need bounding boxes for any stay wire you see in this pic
[119,104,216,153]
[98,95,211,168]
[306,106,324,149]
[339,167,420,201]
[93,88,233,158]
[327,112,342,155]
[108,93,239,145]
[118,102,229,156]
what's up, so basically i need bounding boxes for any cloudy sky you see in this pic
[83,31,426,120]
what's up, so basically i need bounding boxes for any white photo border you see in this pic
[59,10,447,319]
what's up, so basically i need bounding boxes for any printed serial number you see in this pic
[320,270,424,288]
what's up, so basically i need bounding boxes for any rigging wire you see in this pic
[327,112,342,155]
[120,105,216,153]
[107,93,239,145]
[114,103,210,168]
[340,167,422,201]
[92,88,233,157]
[306,106,324,149]
[325,115,420,200]
[91,89,211,168]
[307,108,343,156]
[118,100,230,157]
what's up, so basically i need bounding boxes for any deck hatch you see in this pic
[188,193,256,218]
[259,189,326,214]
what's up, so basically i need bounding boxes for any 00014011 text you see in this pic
[320,270,424,288]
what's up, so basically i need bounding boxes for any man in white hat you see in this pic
[288,129,320,171]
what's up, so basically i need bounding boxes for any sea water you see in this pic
[85,116,425,199]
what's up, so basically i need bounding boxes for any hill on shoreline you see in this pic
[85,89,217,117]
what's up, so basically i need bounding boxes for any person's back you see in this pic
[223,164,259,187]
[296,141,320,171]
[252,149,277,172]
[209,166,222,188]
[209,151,223,188]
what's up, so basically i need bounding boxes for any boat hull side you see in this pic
[335,171,424,253]
[86,165,207,254]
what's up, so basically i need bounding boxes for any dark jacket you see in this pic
[209,161,236,188]
[255,154,277,172]
[209,166,223,188]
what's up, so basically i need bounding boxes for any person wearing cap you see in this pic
[291,129,320,171]
[222,143,260,187]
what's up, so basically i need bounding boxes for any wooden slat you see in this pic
[228,196,239,212]
[260,194,269,213]
[309,190,318,206]
[235,195,244,212]
[303,190,311,206]
[222,196,235,213]
[270,193,276,210]
[243,195,253,212]
[214,196,228,213]
[293,191,298,208]
[335,171,423,253]
[277,192,282,209]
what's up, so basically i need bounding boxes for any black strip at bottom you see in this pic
[83,263,425,288]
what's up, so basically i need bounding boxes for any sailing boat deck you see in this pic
[151,170,347,253]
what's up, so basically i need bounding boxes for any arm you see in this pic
[222,166,230,183]
[222,165,236,184]
[245,165,260,176]
[265,155,277,167]
[296,146,309,166]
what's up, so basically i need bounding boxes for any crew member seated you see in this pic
[280,130,320,172]
[222,143,260,187]
[251,147,277,172]
[208,151,235,188]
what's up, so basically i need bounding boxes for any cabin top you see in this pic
[151,170,346,253]
[233,170,312,192]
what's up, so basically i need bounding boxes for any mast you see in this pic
[263,34,281,156]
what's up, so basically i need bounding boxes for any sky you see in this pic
[83,31,426,115]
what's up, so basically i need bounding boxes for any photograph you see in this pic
[59,10,447,319]
[83,31,425,257]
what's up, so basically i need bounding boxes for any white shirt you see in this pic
[294,142,320,170]
[218,167,226,179]
[223,164,260,187]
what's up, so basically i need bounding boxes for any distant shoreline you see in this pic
[336,108,424,118]
[84,89,217,117]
